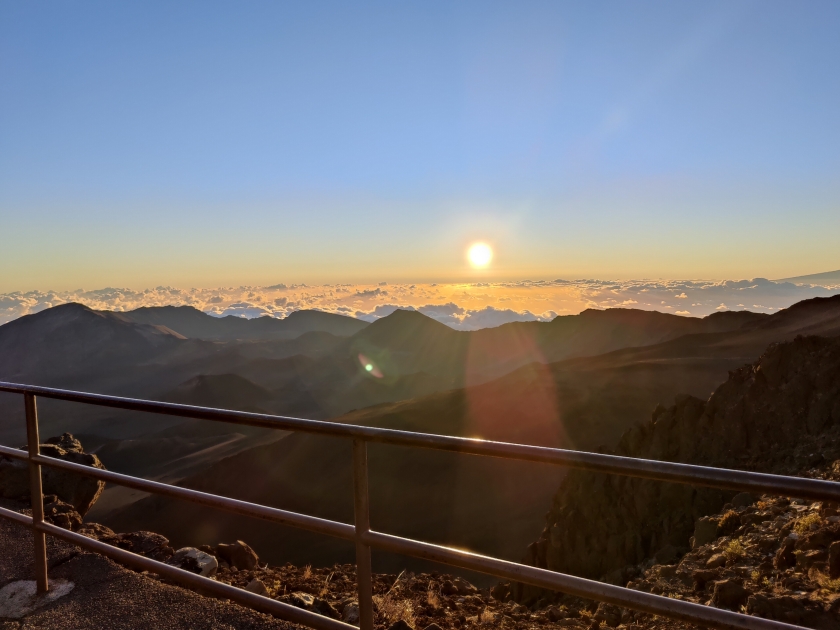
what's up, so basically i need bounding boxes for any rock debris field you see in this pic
[2,486,838,629]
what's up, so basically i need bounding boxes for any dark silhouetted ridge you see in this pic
[121,305,367,341]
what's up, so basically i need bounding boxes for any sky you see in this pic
[1,1,839,295]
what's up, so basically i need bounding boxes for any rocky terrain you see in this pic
[521,334,840,596]
[18,484,840,629]
[0,433,105,515]
[3,429,838,628]
[3,301,840,627]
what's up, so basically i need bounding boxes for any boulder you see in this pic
[112,531,170,556]
[442,577,476,595]
[42,495,83,531]
[594,602,622,627]
[387,621,414,630]
[342,602,359,624]
[692,569,720,590]
[77,522,116,540]
[747,594,808,622]
[490,582,509,601]
[312,598,340,619]
[546,606,564,622]
[167,547,218,577]
[705,553,726,569]
[289,592,315,609]
[452,577,477,594]
[796,549,828,570]
[0,433,105,515]
[215,540,259,570]
[711,579,750,609]
[245,578,269,596]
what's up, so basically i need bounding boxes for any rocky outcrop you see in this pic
[519,335,840,600]
[0,433,105,515]
[620,495,840,628]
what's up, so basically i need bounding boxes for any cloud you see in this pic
[1,277,837,330]
[355,288,387,297]
[417,302,465,326]
[214,302,273,318]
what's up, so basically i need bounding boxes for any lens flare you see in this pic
[468,243,493,268]
[358,353,383,378]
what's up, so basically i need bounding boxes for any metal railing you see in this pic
[0,382,837,630]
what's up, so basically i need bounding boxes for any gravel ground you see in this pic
[0,501,301,630]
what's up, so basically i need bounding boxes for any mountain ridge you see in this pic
[119,304,369,341]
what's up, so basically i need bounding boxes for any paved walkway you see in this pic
[0,502,301,630]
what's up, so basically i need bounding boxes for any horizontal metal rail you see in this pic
[1,381,838,502]
[0,381,832,630]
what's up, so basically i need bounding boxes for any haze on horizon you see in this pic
[1,1,839,292]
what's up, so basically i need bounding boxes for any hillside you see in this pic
[521,334,840,594]
[6,296,839,537]
[0,303,187,383]
[103,298,840,576]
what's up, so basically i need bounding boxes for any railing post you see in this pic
[352,439,374,630]
[24,393,49,593]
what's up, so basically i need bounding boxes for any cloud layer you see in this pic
[1,278,838,330]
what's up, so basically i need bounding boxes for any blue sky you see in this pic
[1,1,838,291]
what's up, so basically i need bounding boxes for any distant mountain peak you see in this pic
[376,308,443,323]
[363,309,455,334]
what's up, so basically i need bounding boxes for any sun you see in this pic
[467,242,493,268]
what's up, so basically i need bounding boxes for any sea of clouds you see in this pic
[1,278,838,330]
